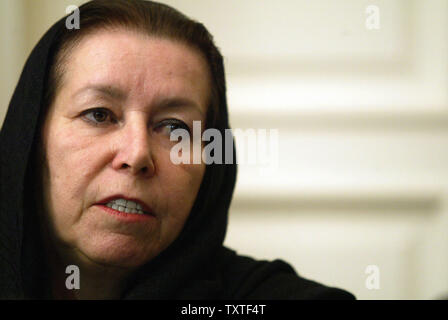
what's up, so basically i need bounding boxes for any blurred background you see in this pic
[1,0,447,299]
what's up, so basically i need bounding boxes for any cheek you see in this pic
[46,121,110,184]
[156,151,205,224]
[159,147,205,198]
[42,125,103,227]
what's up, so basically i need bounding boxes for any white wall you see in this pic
[164,0,448,299]
[0,0,88,123]
[1,0,447,299]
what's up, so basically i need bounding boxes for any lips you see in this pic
[96,194,154,216]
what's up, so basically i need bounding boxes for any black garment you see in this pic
[0,1,355,300]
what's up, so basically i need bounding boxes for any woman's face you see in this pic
[39,29,209,269]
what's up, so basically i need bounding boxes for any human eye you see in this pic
[81,108,116,126]
[154,119,191,137]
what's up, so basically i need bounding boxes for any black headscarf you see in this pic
[0,1,354,300]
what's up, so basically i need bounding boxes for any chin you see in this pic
[78,234,156,269]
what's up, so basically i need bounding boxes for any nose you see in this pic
[111,117,155,178]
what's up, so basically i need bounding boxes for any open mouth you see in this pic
[101,198,152,216]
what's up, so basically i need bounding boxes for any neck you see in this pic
[49,256,130,299]
[42,235,132,300]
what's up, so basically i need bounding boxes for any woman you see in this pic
[0,0,354,299]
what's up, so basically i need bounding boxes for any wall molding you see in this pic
[231,188,441,213]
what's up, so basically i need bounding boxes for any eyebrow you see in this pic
[73,84,204,117]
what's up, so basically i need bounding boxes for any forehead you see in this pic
[60,29,211,110]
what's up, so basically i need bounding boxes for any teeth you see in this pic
[126,201,136,209]
[105,198,147,215]
[115,199,127,206]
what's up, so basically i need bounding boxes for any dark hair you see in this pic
[44,0,225,129]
